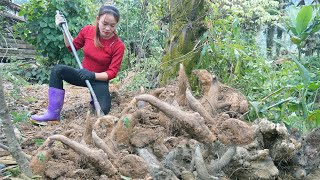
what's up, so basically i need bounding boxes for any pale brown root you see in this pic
[203,76,219,116]
[118,154,149,178]
[218,118,254,145]
[177,63,190,106]
[186,88,215,125]
[181,171,196,180]
[104,136,118,155]
[62,129,75,137]
[192,69,213,96]
[94,115,119,135]
[92,131,116,160]
[30,129,74,175]
[194,146,218,180]
[84,111,93,145]
[110,111,142,144]
[49,135,118,175]
[34,138,52,155]
[216,102,232,110]
[137,86,147,109]
[92,115,119,155]
[192,70,219,116]
[219,84,250,114]
[150,87,166,97]
[239,100,249,113]
[207,146,236,175]
[121,98,137,115]
[29,149,53,175]
[137,148,179,180]
[135,94,216,143]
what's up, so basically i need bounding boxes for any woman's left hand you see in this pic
[78,69,96,80]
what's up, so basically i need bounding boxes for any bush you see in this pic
[15,0,97,67]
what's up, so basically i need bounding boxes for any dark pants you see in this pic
[49,64,111,114]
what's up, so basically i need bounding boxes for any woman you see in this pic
[31,5,125,122]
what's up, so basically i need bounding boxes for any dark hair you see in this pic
[94,5,120,48]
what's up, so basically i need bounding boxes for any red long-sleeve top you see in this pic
[67,25,125,80]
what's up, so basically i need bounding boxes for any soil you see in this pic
[1,76,320,180]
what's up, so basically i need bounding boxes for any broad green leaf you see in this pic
[287,6,299,27]
[25,72,31,78]
[291,57,311,88]
[234,49,241,75]
[40,21,47,28]
[289,26,298,36]
[308,110,320,125]
[296,6,313,35]
[199,45,208,68]
[232,18,240,38]
[249,101,261,114]
[290,36,302,45]
[200,31,208,42]
[308,81,320,91]
[43,28,51,35]
[300,32,309,42]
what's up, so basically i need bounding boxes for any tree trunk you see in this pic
[0,74,32,178]
[276,26,283,57]
[266,25,275,58]
[160,0,207,85]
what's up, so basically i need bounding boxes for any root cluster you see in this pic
[28,65,309,179]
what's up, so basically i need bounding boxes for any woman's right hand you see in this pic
[55,13,67,28]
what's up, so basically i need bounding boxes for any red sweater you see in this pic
[67,25,125,80]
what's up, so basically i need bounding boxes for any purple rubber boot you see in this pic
[31,87,65,122]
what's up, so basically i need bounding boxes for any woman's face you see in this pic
[97,14,117,39]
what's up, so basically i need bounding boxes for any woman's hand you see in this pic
[55,13,68,28]
[78,69,96,80]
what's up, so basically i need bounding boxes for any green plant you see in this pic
[10,111,31,123]
[33,138,45,147]
[0,65,30,100]
[37,153,46,162]
[198,2,267,85]
[115,0,167,69]
[238,3,320,133]
[119,56,161,91]
[245,58,320,132]
[285,4,320,59]
[15,0,96,66]
[7,59,51,84]
[281,4,320,129]
[6,167,21,177]
[209,0,281,30]
[122,116,130,129]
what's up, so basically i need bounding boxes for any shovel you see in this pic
[56,10,104,117]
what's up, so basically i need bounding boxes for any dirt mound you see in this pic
[1,67,320,179]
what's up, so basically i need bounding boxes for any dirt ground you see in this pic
[1,81,124,179]
[1,71,320,180]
